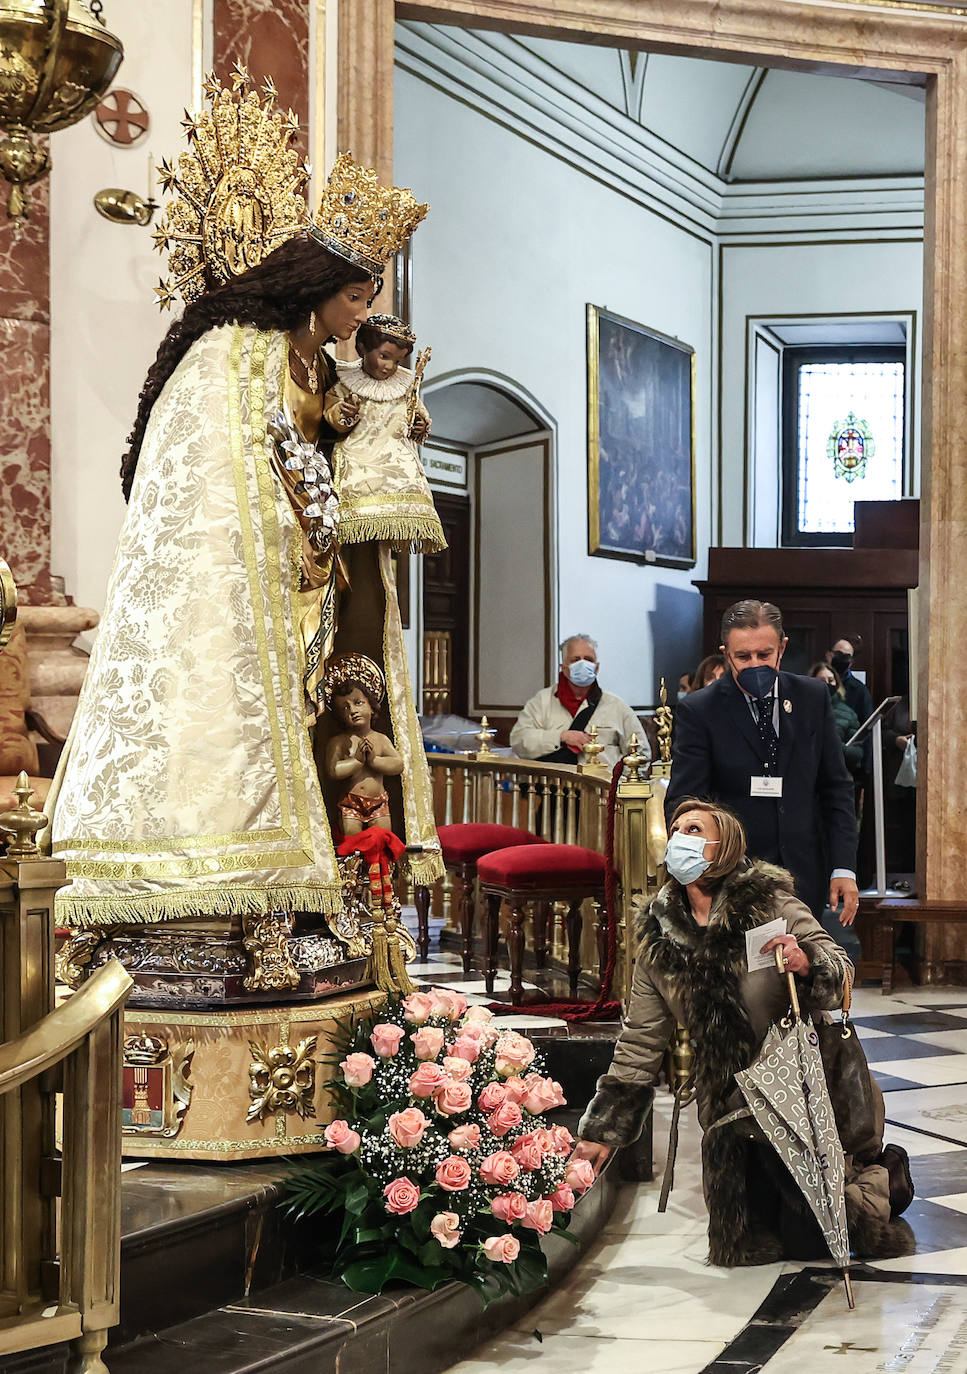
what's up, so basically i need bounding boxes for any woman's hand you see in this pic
[762,933,810,976]
[569,1139,612,1176]
[339,397,360,427]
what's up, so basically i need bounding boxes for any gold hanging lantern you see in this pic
[0,0,123,217]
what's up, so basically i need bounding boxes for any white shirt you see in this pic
[510,685,648,771]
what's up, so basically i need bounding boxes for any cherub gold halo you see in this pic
[323,653,386,711]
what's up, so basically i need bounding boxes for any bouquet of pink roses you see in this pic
[281,987,595,1300]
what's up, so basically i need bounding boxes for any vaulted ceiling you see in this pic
[509,36,925,182]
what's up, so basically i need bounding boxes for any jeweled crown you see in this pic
[323,653,386,711]
[363,313,417,346]
[308,152,428,277]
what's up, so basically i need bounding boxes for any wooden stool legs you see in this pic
[459,868,476,975]
[485,893,502,995]
[413,884,431,962]
[533,900,551,966]
[507,902,528,1005]
[566,899,583,998]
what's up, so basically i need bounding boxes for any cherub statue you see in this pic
[323,653,403,835]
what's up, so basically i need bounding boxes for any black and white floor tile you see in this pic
[407,945,967,1373]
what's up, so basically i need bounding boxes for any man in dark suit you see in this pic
[667,599,859,923]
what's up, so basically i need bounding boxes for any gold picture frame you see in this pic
[587,304,696,568]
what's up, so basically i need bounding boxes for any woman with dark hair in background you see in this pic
[809,662,864,779]
[690,652,725,692]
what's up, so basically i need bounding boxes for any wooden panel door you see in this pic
[423,493,470,717]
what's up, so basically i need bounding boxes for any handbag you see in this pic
[812,975,877,1155]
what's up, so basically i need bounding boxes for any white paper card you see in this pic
[745,917,787,971]
[750,775,783,797]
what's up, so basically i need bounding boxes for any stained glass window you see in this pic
[781,349,905,546]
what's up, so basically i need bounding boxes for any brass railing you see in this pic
[0,764,132,1373]
[427,744,667,1004]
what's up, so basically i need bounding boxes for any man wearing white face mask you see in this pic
[510,634,646,771]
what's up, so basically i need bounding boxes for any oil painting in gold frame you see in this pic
[587,304,696,568]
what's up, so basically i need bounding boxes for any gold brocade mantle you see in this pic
[47,324,442,927]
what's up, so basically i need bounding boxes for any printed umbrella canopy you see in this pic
[734,948,854,1309]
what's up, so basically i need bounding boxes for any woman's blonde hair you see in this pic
[668,798,747,885]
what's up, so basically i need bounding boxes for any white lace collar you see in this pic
[335,359,413,402]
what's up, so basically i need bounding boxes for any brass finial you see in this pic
[657,677,673,765]
[0,771,47,859]
[578,723,609,776]
[474,716,497,759]
[622,732,648,782]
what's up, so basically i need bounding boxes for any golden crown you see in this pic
[151,64,309,310]
[323,653,386,711]
[308,152,428,277]
[363,313,417,346]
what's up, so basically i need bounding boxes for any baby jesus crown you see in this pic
[308,152,428,277]
[323,653,386,711]
[365,313,417,345]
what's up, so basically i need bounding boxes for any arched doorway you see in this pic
[421,371,556,738]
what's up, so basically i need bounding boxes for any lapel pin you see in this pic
[783,699,792,713]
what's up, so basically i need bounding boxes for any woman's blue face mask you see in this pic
[664,831,718,885]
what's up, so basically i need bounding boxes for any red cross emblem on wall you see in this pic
[92,89,150,146]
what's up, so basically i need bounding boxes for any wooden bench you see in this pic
[875,898,967,993]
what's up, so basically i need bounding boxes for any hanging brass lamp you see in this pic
[0,0,123,217]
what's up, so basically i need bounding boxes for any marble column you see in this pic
[337,0,394,182]
[213,0,311,132]
[0,167,99,736]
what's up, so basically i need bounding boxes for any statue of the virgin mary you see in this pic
[47,68,443,1004]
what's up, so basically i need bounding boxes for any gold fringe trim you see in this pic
[55,882,344,929]
[407,852,445,886]
[337,514,447,554]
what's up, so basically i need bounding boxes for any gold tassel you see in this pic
[389,936,416,995]
[369,920,396,994]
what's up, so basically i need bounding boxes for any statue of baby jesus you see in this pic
[323,653,403,835]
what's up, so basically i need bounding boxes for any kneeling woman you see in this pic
[575,799,911,1264]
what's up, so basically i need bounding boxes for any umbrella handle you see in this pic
[774,944,801,1020]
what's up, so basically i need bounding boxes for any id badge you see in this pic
[750,775,783,798]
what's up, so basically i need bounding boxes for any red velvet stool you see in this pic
[476,843,607,1005]
[416,824,547,969]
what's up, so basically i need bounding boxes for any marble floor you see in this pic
[409,943,967,1373]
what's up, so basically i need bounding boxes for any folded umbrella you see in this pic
[733,947,854,1308]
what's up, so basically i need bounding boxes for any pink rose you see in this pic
[565,1158,596,1195]
[491,1191,528,1222]
[510,1134,543,1172]
[464,1005,495,1026]
[522,1076,566,1115]
[430,988,468,1021]
[370,1023,405,1058]
[411,1027,446,1061]
[324,1119,361,1154]
[341,1052,375,1087]
[532,1129,554,1154]
[502,1076,529,1106]
[430,1211,462,1249]
[483,1234,520,1263]
[477,1082,507,1113]
[549,1125,574,1156]
[409,1062,449,1098]
[550,1183,576,1212]
[435,1080,473,1117]
[436,1155,472,1191]
[521,1199,553,1235]
[448,1123,482,1151]
[383,1177,421,1215]
[479,1151,520,1187]
[488,1101,523,1138]
[494,1032,536,1077]
[442,1056,473,1083]
[388,1107,429,1148]
[402,991,434,1025]
[451,1035,480,1064]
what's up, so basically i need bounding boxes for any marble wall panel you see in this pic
[213,0,310,140]
[0,317,51,595]
[0,164,50,326]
